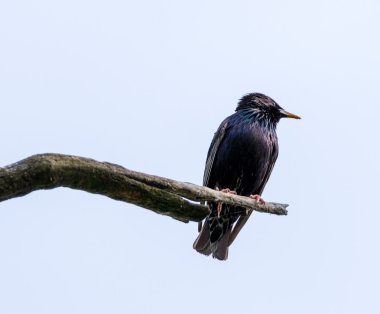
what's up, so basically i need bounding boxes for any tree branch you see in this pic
[0,154,288,222]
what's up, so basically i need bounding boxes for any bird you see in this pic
[193,92,300,260]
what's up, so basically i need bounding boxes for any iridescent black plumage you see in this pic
[193,93,300,260]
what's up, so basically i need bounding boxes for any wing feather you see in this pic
[203,119,229,187]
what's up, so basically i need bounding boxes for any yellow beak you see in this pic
[279,109,301,119]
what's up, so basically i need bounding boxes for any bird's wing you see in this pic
[203,118,230,187]
[197,119,229,236]
[256,136,279,195]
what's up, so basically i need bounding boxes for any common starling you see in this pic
[193,93,300,260]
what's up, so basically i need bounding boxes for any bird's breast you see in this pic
[210,123,277,196]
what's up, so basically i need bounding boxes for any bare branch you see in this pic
[0,154,288,222]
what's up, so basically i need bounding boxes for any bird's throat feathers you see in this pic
[237,108,279,130]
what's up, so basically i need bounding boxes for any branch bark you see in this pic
[0,154,288,222]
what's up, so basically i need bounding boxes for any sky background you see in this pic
[1,0,380,313]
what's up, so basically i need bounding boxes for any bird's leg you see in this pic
[217,203,222,217]
[245,194,266,214]
[216,188,237,217]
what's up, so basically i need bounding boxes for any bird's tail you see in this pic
[193,221,230,261]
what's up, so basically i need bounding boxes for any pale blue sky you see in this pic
[1,1,380,313]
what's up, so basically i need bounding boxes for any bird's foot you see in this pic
[249,194,266,204]
[216,188,237,217]
[220,188,237,195]
[246,194,266,215]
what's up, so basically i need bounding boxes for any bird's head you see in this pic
[236,93,301,124]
